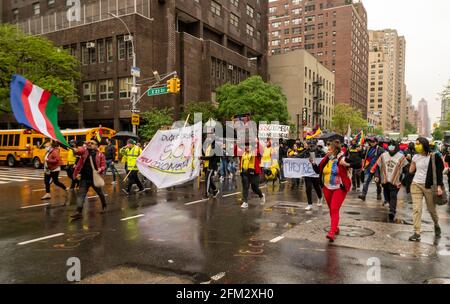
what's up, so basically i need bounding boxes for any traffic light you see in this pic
[167,78,176,93]
[175,77,181,93]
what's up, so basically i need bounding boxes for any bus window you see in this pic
[8,135,14,146]
[77,135,86,142]
[33,138,41,147]
[67,135,76,142]
[27,137,31,144]
[14,134,20,146]
[2,135,8,146]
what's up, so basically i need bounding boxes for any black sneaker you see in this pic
[408,233,421,242]
[70,212,83,220]
[435,225,442,237]
[358,195,366,201]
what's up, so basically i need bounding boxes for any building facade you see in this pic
[1,0,268,131]
[417,98,430,137]
[268,0,368,116]
[367,29,407,134]
[268,49,335,139]
[405,92,418,132]
[440,79,450,129]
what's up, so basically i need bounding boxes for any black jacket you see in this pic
[105,144,116,161]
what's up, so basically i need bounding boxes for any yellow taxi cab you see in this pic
[0,129,45,167]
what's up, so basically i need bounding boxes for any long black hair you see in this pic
[416,137,430,154]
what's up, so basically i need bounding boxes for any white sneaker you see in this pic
[317,197,323,207]
[305,205,313,211]
[241,202,249,209]
[41,193,51,200]
[260,194,266,205]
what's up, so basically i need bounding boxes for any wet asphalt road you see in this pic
[0,166,450,284]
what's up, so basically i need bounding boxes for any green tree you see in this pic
[331,104,368,134]
[404,121,417,136]
[373,127,384,136]
[216,76,290,124]
[432,126,444,141]
[182,101,218,124]
[0,24,80,113]
[139,107,174,141]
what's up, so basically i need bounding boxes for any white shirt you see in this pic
[412,154,430,184]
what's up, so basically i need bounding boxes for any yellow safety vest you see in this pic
[240,151,256,172]
[126,146,142,171]
[204,145,213,169]
[67,149,77,165]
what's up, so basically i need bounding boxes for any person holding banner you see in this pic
[302,141,325,211]
[311,140,359,242]
[239,141,266,209]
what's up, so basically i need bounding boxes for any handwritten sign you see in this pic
[259,124,290,139]
[283,158,323,178]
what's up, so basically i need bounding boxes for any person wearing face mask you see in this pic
[371,141,408,222]
[407,138,444,242]
[239,141,266,209]
[358,137,384,201]
[41,141,67,200]
[347,139,364,191]
[70,138,107,220]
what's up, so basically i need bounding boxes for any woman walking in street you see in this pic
[408,137,443,242]
[41,142,67,200]
[310,140,358,242]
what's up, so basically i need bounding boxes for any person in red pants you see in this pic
[311,140,358,242]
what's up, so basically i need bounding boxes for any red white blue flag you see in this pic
[10,75,69,147]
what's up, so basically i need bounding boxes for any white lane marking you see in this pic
[280,181,288,184]
[18,233,64,246]
[0,181,7,184]
[21,203,50,209]
[0,177,28,182]
[0,174,42,180]
[210,272,226,281]
[270,236,285,243]
[120,214,145,221]
[185,199,208,206]
[32,189,46,192]
[222,192,241,198]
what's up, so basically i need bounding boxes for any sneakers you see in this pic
[122,189,130,196]
[241,202,249,209]
[435,225,442,237]
[70,212,83,220]
[358,195,366,202]
[305,205,313,211]
[41,193,51,200]
[260,194,266,205]
[317,197,323,207]
[213,190,220,198]
[408,233,421,242]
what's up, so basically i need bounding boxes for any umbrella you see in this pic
[111,131,140,141]
[318,132,345,143]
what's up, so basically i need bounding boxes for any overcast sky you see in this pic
[363,0,450,124]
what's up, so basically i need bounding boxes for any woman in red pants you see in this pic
[311,140,357,242]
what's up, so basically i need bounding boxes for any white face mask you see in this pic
[388,146,395,152]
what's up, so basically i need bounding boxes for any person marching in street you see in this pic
[444,147,450,196]
[105,138,118,185]
[402,142,416,204]
[201,138,220,199]
[310,140,359,242]
[278,140,288,182]
[239,140,266,209]
[302,141,325,211]
[408,137,443,242]
[66,140,80,191]
[359,137,384,202]
[288,141,304,189]
[120,144,129,173]
[70,138,107,220]
[372,140,408,222]
[122,139,145,195]
[41,141,67,200]
[347,139,364,192]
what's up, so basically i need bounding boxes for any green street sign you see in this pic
[147,86,169,96]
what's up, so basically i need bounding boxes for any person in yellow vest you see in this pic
[122,139,145,195]
[66,140,80,190]
[119,145,129,172]
[239,141,265,209]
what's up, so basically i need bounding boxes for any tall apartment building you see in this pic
[268,0,369,116]
[417,98,430,137]
[1,0,268,130]
[367,29,407,134]
[406,92,418,131]
[268,49,335,138]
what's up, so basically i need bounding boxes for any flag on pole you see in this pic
[10,75,69,147]
[346,125,352,139]
[97,125,103,142]
[306,127,322,140]
[354,130,365,146]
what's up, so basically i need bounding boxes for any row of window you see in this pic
[0,134,20,147]
[210,57,251,88]
[82,77,132,102]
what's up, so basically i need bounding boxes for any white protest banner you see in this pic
[137,122,202,189]
[283,158,323,178]
[259,124,290,140]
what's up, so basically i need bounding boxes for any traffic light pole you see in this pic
[135,71,179,104]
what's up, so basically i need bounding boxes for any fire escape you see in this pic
[313,78,324,127]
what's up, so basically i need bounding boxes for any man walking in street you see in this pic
[105,139,118,185]
[41,141,67,200]
[70,139,107,220]
[201,138,220,198]
[122,139,145,195]
[359,137,384,201]
[66,140,80,191]
[239,140,266,209]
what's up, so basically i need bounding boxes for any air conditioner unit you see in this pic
[228,65,234,71]
[124,35,133,42]
[86,42,95,49]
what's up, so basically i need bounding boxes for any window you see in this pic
[292,18,302,25]
[119,77,132,99]
[97,39,105,63]
[211,1,221,16]
[246,24,254,37]
[230,13,239,27]
[12,9,19,22]
[83,82,97,101]
[271,39,280,46]
[48,0,55,6]
[231,0,239,7]
[246,5,254,18]
[32,2,40,15]
[81,43,89,65]
[99,80,114,100]
[88,41,96,64]
[271,22,281,28]
[292,37,302,43]
[284,29,290,35]
[106,38,113,62]
[118,36,126,60]
[269,7,276,14]
[292,27,301,35]
[284,38,290,44]
[272,31,280,37]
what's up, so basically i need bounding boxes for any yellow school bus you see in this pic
[32,127,117,168]
[0,129,46,167]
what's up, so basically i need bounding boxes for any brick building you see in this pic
[1,0,268,131]
[268,0,369,117]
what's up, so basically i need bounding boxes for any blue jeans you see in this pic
[362,169,382,197]
[105,160,118,181]
[219,157,229,177]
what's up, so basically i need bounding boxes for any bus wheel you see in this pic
[7,155,16,167]
[33,157,42,169]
